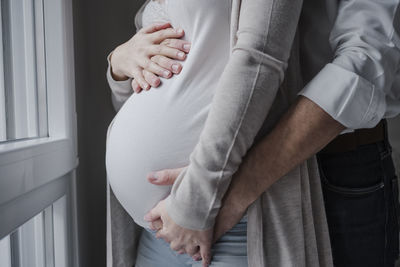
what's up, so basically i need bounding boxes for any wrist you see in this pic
[110,48,129,81]
[222,181,252,215]
[222,192,249,220]
[166,194,215,230]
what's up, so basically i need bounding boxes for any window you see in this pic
[2,211,46,267]
[0,0,48,142]
[0,196,68,267]
[0,0,78,266]
[0,235,12,267]
[0,197,69,267]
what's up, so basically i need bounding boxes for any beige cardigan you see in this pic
[106,0,333,266]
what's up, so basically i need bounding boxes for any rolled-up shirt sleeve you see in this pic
[166,0,303,230]
[299,0,400,129]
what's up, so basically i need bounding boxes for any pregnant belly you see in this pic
[106,90,210,227]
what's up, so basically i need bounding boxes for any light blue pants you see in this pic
[135,217,248,267]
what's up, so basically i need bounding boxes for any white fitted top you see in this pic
[106,0,231,227]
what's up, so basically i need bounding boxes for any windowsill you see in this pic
[0,137,75,165]
[0,137,78,206]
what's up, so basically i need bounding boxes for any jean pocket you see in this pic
[322,178,384,197]
[321,175,386,258]
[317,155,385,197]
[319,166,386,230]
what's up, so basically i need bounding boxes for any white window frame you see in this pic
[0,235,12,267]
[0,0,78,266]
[11,211,46,267]
[0,3,6,142]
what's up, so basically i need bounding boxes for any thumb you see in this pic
[142,22,172,34]
[147,167,186,185]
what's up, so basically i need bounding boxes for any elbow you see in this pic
[231,44,287,82]
[233,30,292,83]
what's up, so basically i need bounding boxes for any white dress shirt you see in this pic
[299,0,400,130]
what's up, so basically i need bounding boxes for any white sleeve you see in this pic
[299,0,400,129]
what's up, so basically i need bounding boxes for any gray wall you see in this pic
[71,0,400,266]
[72,1,144,266]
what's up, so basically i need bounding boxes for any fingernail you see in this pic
[148,172,159,181]
[177,28,184,34]
[178,52,185,59]
[163,70,171,77]
[153,78,160,86]
[183,43,191,51]
[172,64,180,73]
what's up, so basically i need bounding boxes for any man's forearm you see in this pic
[224,96,345,211]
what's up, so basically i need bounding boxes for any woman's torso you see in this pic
[106,0,232,227]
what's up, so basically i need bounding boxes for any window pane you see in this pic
[0,235,12,267]
[9,210,47,267]
[18,212,45,267]
[0,0,48,142]
[53,196,68,267]
[1,198,69,267]
[0,0,7,142]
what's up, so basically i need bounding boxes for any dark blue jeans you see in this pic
[317,140,399,267]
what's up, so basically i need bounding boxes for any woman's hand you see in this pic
[110,22,191,93]
[144,198,213,267]
[146,167,248,265]
[147,168,247,241]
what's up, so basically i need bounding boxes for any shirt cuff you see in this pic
[298,63,386,129]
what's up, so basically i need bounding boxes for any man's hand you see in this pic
[144,197,213,267]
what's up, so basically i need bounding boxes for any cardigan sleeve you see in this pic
[166,0,304,230]
[106,53,134,112]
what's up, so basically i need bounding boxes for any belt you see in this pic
[320,120,386,154]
